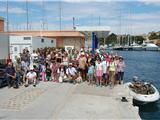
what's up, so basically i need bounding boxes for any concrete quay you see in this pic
[0,82,141,119]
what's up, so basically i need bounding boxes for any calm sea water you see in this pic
[115,51,160,120]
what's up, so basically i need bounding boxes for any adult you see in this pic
[117,56,125,84]
[5,62,18,88]
[78,52,87,81]
[31,50,38,63]
[62,53,69,71]
[25,67,37,87]
[108,57,116,88]
[101,57,109,86]
[14,58,24,85]
[66,63,77,83]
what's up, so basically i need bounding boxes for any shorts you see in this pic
[88,74,94,80]
[96,70,103,77]
[102,73,108,80]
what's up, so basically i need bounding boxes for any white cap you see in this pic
[81,52,85,55]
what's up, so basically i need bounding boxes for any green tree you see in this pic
[135,36,145,44]
[105,33,117,45]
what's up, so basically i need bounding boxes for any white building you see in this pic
[9,35,56,61]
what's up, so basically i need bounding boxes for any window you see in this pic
[41,39,44,43]
[24,37,31,40]
[14,47,17,52]
[14,55,17,60]
[51,40,54,43]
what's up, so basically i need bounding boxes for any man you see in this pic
[14,58,24,85]
[66,63,77,83]
[25,66,37,87]
[5,62,18,88]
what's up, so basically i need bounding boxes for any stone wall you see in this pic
[63,38,85,50]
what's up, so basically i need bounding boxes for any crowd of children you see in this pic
[5,47,126,88]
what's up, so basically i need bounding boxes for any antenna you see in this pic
[6,0,9,32]
[73,17,75,30]
[59,1,62,31]
[26,0,29,30]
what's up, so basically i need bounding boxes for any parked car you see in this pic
[0,63,7,87]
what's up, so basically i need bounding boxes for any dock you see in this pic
[0,82,141,119]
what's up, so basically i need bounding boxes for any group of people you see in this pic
[4,47,125,89]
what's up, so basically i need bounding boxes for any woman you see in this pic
[108,56,116,88]
[117,56,125,84]
[62,53,69,71]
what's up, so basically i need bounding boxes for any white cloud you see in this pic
[0,7,26,14]
[124,11,160,20]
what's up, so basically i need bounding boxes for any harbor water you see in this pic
[115,51,160,120]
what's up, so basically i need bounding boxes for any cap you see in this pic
[81,52,85,55]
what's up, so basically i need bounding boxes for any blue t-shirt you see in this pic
[88,65,94,74]
[5,67,16,76]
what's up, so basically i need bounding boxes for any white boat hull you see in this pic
[145,47,158,51]
[132,46,143,51]
[125,82,160,103]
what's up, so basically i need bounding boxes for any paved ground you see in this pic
[0,82,141,119]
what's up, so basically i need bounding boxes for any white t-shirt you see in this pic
[66,67,77,76]
[101,60,109,73]
[26,71,37,79]
[95,62,103,71]
[31,53,38,61]
[57,68,64,77]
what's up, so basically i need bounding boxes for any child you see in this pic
[51,60,58,82]
[46,65,52,81]
[39,62,46,82]
[95,58,103,87]
[87,62,95,85]
[57,65,65,83]
[76,71,83,83]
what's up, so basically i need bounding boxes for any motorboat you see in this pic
[142,41,159,51]
[125,78,160,104]
[131,42,143,51]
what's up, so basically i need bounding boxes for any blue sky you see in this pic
[0,0,160,35]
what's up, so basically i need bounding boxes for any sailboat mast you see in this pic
[98,16,101,26]
[42,0,45,30]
